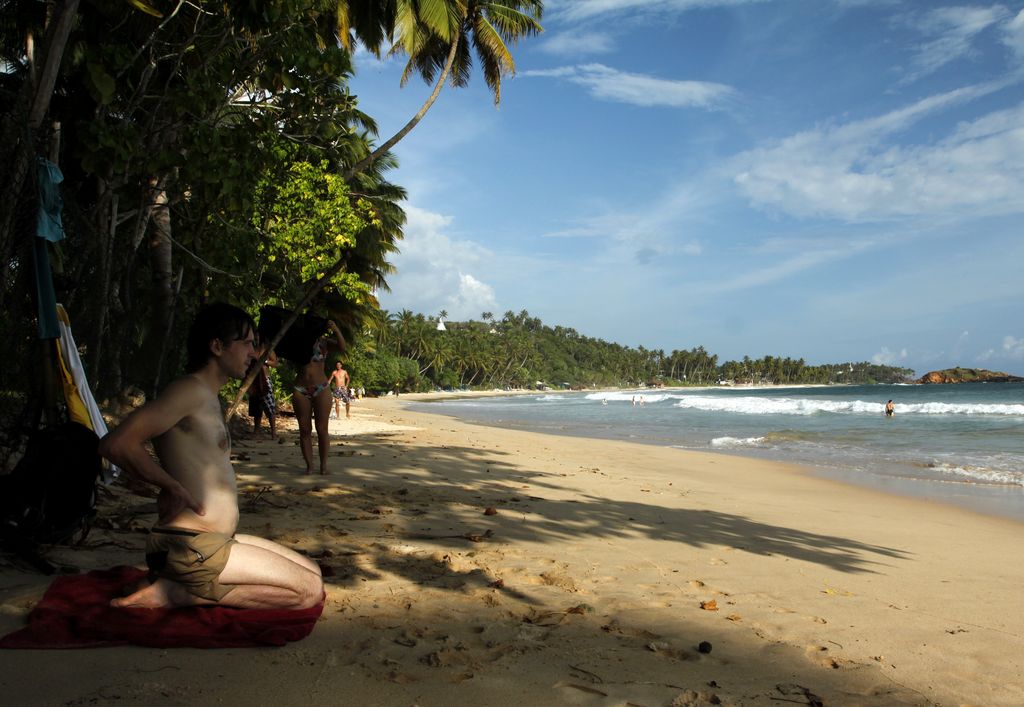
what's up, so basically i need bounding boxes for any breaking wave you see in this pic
[670,396,1024,417]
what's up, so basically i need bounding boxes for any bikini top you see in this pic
[311,340,326,362]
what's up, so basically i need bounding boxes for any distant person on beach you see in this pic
[885,399,895,417]
[247,336,278,439]
[293,319,346,474]
[98,303,324,610]
[330,361,352,419]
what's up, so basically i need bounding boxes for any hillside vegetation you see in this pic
[341,310,914,393]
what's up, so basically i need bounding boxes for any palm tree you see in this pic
[421,332,454,377]
[371,309,395,350]
[408,316,433,361]
[341,0,543,179]
[395,309,418,357]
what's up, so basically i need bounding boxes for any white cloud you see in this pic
[729,83,1024,222]
[521,63,736,109]
[1000,335,1024,359]
[951,329,970,359]
[379,205,499,320]
[901,5,1011,84]
[539,180,715,268]
[538,31,616,56]
[702,236,878,294]
[1004,9,1024,60]
[549,0,768,23]
[446,274,498,320]
[872,346,908,365]
[1005,335,1024,358]
[977,335,1024,362]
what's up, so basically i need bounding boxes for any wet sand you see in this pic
[1,393,1021,705]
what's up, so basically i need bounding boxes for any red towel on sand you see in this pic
[0,566,324,649]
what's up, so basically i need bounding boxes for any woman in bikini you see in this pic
[292,319,345,474]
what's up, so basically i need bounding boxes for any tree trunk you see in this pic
[0,0,81,302]
[89,191,117,390]
[341,31,460,181]
[145,177,173,396]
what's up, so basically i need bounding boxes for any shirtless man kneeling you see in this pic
[99,303,323,610]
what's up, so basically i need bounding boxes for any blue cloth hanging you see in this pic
[33,157,65,338]
[36,157,66,243]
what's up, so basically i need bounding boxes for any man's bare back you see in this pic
[99,304,323,611]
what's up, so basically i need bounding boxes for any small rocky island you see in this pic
[916,367,1024,384]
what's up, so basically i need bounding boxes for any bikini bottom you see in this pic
[293,382,329,400]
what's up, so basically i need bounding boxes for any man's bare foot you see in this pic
[110,578,197,609]
[114,577,150,599]
[319,467,329,475]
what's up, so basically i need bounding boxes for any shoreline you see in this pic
[398,389,1024,525]
[1,396,1021,705]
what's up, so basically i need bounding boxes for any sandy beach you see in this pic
[1,393,1022,706]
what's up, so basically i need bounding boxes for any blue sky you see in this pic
[349,0,1024,376]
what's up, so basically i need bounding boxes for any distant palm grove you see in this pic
[343,310,914,394]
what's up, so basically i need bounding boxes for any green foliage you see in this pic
[358,310,915,392]
[0,0,405,395]
[251,159,372,298]
[346,340,422,394]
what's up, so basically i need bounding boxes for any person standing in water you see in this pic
[885,399,895,417]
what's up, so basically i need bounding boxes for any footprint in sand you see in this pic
[646,640,696,662]
[687,579,728,597]
[708,558,727,566]
[668,688,724,706]
[554,681,609,699]
[539,572,579,593]
[805,644,850,669]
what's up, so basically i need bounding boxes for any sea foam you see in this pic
[710,436,767,448]
[671,396,1024,416]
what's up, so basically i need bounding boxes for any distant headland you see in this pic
[916,367,1024,384]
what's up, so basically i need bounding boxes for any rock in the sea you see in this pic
[916,367,1024,384]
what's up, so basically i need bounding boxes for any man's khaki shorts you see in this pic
[145,527,237,601]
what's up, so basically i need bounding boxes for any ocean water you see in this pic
[409,383,1024,522]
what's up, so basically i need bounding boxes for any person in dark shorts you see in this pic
[330,361,352,419]
[247,336,278,438]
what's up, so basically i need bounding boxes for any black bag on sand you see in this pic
[0,421,101,571]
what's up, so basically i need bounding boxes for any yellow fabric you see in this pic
[55,305,93,431]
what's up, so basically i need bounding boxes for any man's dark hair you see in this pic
[185,303,255,373]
